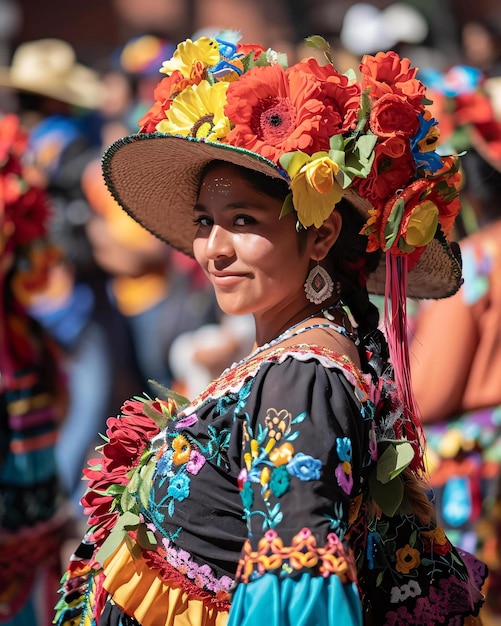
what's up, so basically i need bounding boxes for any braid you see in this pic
[327,200,389,378]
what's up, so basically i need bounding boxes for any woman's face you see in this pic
[193,163,312,320]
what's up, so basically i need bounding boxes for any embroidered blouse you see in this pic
[54,344,486,626]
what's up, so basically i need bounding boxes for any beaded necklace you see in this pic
[230,300,358,369]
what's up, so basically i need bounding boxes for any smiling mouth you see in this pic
[209,271,247,285]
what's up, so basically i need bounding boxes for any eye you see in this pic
[234,214,256,226]
[193,215,213,227]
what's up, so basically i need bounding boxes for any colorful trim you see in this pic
[236,527,357,584]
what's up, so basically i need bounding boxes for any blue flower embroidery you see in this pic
[157,449,174,476]
[336,437,352,462]
[167,472,190,501]
[286,452,322,481]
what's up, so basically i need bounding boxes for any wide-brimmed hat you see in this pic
[0,38,102,109]
[102,34,463,299]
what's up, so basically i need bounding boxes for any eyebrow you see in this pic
[193,201,267,213]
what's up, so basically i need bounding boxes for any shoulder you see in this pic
[278,325,361,368]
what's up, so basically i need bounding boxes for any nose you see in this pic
[205,224,235,260]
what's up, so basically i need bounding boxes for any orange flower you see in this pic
[269,442,295,466]
[172,434,192,464]
[360,51,425,112]
[138,71,197,132]
[294,58,361,134]
[395,544,421,574]
[369,93,420,139]
[224,63,335,163]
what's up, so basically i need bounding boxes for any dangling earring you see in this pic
[304,262,334,304]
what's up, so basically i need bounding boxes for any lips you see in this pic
[209,271,248,286]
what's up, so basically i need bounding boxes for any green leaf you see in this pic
[138,459,156,510]
[95,527,125,565]
[304,35,332,64]
[279,193,295,219]
[147,380,190,409]
[137,523,158,550]
[241,51,259,72]
[119,510,141,529]
[368,471,404,516]
[377,441,414,483]
[304,35,330,51]
[397,239,415,254]
[355,133,378,160]
[383,198,405,251]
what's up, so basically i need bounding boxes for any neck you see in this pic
[252,298,340,348]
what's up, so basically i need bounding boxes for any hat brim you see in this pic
[102,133,462,300]
[0,65,102,109]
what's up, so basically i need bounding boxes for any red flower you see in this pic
[224,63,335,162]
[9,185,51,246]
[454,91,495,126]
[293,58,361,135]
[102,413,159,473]
[354,138,415,205]
[0,114,27,162]
[369,93,420,139]
[360,51,426,112]
[236,43,265,60]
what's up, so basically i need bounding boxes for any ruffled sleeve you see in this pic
[227,352,374,626]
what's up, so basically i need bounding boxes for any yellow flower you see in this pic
[172,435,191,464]
[269,442,295,466]
[395,544,421,574]
[287,152,344,228]
[157,80,231,142]
[422,524,447,546]
[160,37,220,78]
[260,467,271,486]
[404,200,438,247]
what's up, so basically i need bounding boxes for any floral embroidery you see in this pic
[240,405,317,530]
[335,437,354,494]
[287,452,322,481]
[395,544,421,574]
[264,408,292,442]
[269,465,290,497]
[390,580,422,603]
[172,434,192,464]
[236,527,357,584]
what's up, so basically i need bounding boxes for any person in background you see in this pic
[0,113,70,626]
[53,34,487,626]
[410,64,501,625]
[0,38,122,519]
[81,35,221,398]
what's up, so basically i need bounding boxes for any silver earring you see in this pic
[304,263,334,304]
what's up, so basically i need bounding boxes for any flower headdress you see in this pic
[0,113,61,387]
[102,34,464,472]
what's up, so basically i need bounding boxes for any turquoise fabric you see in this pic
[228,572,362,626]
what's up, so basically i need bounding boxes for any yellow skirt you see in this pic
[103,542,229,626]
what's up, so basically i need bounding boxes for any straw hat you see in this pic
[102,34,463,300]
[0,38,102,109]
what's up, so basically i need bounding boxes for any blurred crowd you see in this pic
[1,0,501,624]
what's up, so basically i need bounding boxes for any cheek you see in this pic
[193,238,207,268]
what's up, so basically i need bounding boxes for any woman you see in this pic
[55,35,486,625]
[0,113,70,625]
